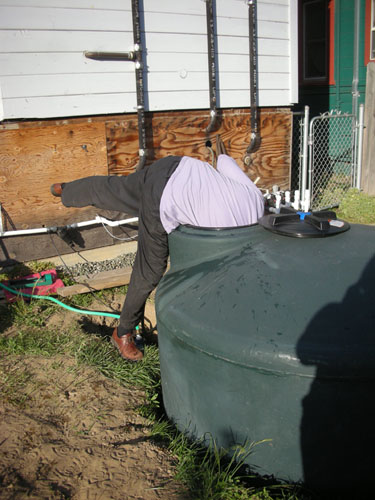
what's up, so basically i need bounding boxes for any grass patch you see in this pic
[0,304,159,393]
[0,294,310,499]
[0,260,57,282]
[335,188,375,224]
[0,254,320,499]
[149,420,303,500]
[3,298,59,329]
[0,360,34,408]
[311,174,351,212]
[1,193,372,499]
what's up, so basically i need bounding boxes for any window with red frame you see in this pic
[302,0,329,82]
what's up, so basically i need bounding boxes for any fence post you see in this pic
[301,105,310,210]
[356,103,364,190]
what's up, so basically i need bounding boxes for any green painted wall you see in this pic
[299,0,367,116]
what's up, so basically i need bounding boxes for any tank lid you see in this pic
[259,208,350,238]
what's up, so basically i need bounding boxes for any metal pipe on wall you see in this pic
[84,0,147,171]
[205,0,218,134]
[132,0,147,170]
[351,0,361,119]
[244,0,260,164]
[356,103,364,189]
[301,105,310,210]
[84,51,136,61]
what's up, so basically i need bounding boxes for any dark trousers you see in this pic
[61,156,181,333]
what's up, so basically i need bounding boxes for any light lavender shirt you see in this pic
[159,155,264,234]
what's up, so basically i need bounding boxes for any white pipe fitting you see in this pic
[0,216,138,238]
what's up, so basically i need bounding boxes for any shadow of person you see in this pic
[296,255,375,498]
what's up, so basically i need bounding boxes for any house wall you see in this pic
[0,106,292,264]
[333,0,367,111]
[0,0,296,264]
[0,107,292,231]
[0,0,298,120]
[299,0,367,116]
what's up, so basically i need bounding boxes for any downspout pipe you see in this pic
[132,0,147,170]
[351,0,361,118]
[301,105,310,209]
[356,103,364,189]
[244,0,260,163]
[205,0,218,134]
[84,0,147,171]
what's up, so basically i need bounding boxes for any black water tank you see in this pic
[156,218,375,495]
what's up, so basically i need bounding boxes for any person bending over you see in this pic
[51,154,264,362]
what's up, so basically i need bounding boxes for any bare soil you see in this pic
[0,300,189,500]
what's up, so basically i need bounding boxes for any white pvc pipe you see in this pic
[301,105,310,209]
[0,215,138,238]
[351,0,360,119]
[356,103,364,190]
[292,190,300,210]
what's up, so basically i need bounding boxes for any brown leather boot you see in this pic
[50,183,65,197]
[111,328,143,362]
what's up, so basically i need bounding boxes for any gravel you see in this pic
[56,252,137,278]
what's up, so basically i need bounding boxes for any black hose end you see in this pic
[205,140,212,148]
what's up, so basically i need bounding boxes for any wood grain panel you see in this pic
[247,111,292,189]
[105,118,140,175]
[106,108,292,190]
[0,106,291,262]
[0,122,108,229]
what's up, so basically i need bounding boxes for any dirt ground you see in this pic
[0,300,189,500]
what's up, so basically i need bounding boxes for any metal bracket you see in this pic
[84,51,136,62]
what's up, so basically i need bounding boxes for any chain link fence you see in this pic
[309,111,357,211]
[291,107,364,212]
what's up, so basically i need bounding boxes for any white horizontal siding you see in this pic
[1,74,136,98]
[0,6,133,31]
[0,0,298,120]
[1,71,289,99]
[3,93,138,118]
[0,0,289,10]
[0,53,136,76]
[0,1,130,8]
[0,30,289,58]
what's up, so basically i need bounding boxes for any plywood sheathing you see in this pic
[0,107,291,264]
[106,108,292,190]
[0,121,108,229]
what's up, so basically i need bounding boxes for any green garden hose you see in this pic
[0,282,121,319]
